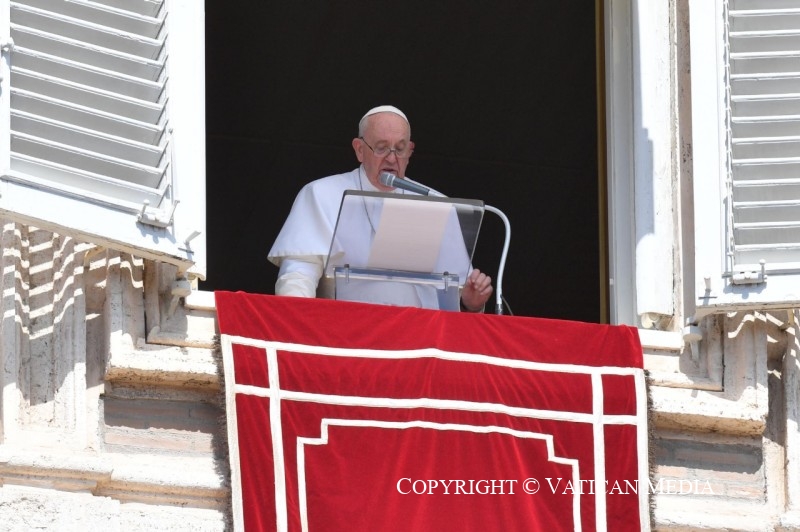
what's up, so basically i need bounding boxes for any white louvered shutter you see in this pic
[0,0,205,277]
[727,1,800,271]
[692,0,800,309]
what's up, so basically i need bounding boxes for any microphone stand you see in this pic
[484,205,510,315]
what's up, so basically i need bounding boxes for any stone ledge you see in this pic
[106,341,219,389]
[639,329,685,351]
[0,447,228,509]
[650,386,767,436]
[0,447,113,492]
[101,453,228,509]
[778,510,800,531]
[654,496,777,531]
[0,485,228,531]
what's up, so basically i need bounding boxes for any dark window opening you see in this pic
[203,1,601,322]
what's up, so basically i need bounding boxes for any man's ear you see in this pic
[352,138,365,163]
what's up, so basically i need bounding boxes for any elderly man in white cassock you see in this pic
[268,105,493,312]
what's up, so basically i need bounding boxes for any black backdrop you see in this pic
[202,2,601,322]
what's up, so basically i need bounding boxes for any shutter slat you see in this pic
[11,90,163,144]
[91,0,162,19]
[12,52,164,102]
[732,96,800,117]
[732,161,800,182]
[733,178,800,205]
[17,0,164,37]
[12,111,165,167]
[13,68,164,123]
[731,136,800,158]
[12,26,166,85]
[731,0,800,9]
[730,55,800,75]
[729,33,800,54]
[729,10,800,32]
[731,73,800,95]
[11,133,165,188]
[11,3,164,60]
[734,176,800,186]
[733,202,800,223]
[7,156,164,208]
[732,116,800,137]
[733,155,800,164]
[733,244,800,265]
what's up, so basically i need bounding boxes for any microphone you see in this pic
[379,172,432,196]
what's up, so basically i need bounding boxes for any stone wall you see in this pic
[646,311,800,530]
[3,220,800,530]
[0,221,227,531]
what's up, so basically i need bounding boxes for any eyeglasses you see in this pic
[359,137,413,159]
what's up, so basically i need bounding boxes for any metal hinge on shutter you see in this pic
[730,259,767,285]
[137,197,178,228]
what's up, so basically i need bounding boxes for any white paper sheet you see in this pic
[367,197,452,273]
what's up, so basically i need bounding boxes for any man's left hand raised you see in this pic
[461,269,493,313]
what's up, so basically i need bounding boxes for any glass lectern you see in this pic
[324,190,484,310]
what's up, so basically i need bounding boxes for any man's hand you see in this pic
[461,269,493,312]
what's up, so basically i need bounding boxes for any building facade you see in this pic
[1,0,800,530]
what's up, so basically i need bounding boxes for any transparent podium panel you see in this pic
[334,267,461,310]
[325,191,484,310]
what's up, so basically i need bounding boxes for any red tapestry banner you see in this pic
[215,292,649,532]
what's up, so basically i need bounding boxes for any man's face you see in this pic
[352,112,413,191]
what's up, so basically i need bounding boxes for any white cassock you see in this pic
[268,166,471,309]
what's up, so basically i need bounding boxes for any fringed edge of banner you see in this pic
[646,369,656,531]
[211,332,234,530]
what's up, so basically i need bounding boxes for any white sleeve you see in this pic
[275,256,324,297]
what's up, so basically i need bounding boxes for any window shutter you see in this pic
[727,1,800,271]
[692,0,800,309]
[0,0,205,278]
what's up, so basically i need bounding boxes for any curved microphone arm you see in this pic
[484,204,510,315]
